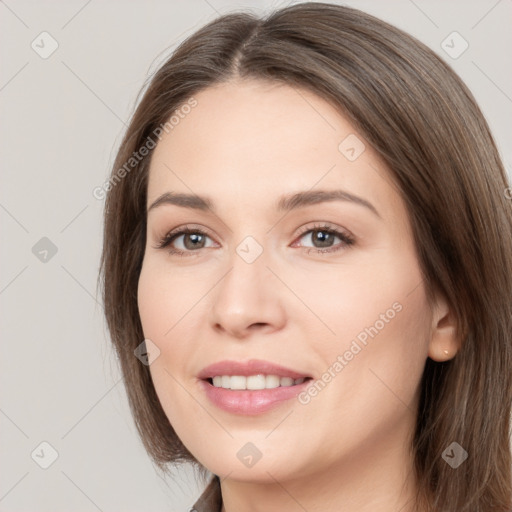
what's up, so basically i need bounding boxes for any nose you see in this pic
[210,245,286,339]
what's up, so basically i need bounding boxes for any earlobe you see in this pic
[427,293,460,362]
[429,344,457,362]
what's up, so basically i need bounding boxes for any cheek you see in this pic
[137,264,200,435]
[297,248,431,407]
[137,259,205,340]
[137,268,158,339]
[324,274,430,418]
[137,263,187,391]
[137,258,206,394]
[283,246,428,352]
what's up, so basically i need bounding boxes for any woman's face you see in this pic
[137,79,437,482]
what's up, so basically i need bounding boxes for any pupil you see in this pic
[184,233,204,250]
[181,230,335,251]
[314,230,333,248]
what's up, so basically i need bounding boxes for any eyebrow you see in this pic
[147,189,381,218]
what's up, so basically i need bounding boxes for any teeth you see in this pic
[210,374,307,390]
[248,374,266,389]
[230,376,246,390]
[280,377,294,387]
[265,375,280,389]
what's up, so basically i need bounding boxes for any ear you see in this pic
[428,291,460,362]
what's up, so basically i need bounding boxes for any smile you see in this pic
[208,374,308,390]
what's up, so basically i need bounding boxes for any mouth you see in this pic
[197,359,314,414]
[197,358,313,386]
[204,375,313,390]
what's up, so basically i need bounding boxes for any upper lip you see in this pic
[198,359,312,380]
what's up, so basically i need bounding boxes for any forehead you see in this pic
[146,79,400,223]
[151,79,348,168]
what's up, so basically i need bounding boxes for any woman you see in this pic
[98,3,512,511]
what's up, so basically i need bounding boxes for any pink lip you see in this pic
[197,359,313,415]
[198,378,312,415]
[197,359,311,380]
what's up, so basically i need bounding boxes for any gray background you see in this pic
[1,1,511,511]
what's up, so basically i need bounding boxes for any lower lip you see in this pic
[199,378,312,415]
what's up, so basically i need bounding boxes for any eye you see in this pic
[292,223,355,254]
[153,225,216,256]
[154,222,355,257]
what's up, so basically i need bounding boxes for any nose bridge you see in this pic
[210,233,285,336]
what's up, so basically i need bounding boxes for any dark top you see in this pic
[191,475,222,512]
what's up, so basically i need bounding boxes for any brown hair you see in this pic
[98,3,512,510]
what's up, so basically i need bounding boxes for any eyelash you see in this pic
[153,223,355,257]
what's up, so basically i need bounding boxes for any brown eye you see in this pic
[294,224,355,254]
[305,229,337,248]
[181,232,207,250]
[155,227,215,256]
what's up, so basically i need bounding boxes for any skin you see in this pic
[137,79,459,512]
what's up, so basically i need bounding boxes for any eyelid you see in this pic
[293,222,354,240]
[152,223,217,250]
[290,222,355,252]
